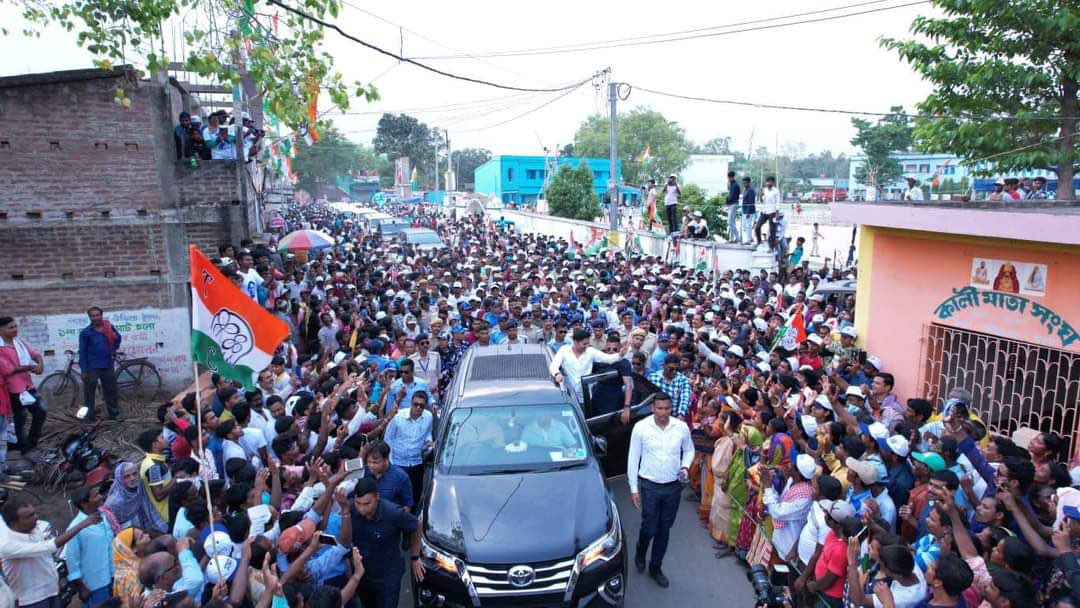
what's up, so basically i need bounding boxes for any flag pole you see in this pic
[191,294,224,582]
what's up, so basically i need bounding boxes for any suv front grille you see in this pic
[468,353,549,381]
[465,558,575,597]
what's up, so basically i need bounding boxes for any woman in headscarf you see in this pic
[729,424,763,560]
[710,412,741,557]
[103,462,168,533]
[111,527,153,605]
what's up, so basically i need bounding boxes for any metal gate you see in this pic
[919,323,1080,458]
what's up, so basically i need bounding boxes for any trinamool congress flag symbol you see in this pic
[189,245,288,390]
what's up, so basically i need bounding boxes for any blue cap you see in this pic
[450,325,465,334]
[499,312,509,321]
[559,303,570,311]
[381,360,398,372]
[505,319,519,329]
[460,302,471,311]
[658,333,671,342]
[1064,505,1080,520]
[366,339,384,352]
[590,319,606,328]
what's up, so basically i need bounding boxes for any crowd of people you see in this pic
[174,111,265,163]
[0,198,1077,608]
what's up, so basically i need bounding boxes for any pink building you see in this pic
[832,201,1080,457]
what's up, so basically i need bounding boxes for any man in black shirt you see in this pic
[350,477,424,608]
[740,177,756,245]
[590,332,634,424]
[725,171,741,243]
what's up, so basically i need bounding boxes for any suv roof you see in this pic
[453,343,567,408]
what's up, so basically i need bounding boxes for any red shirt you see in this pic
[814,530,848,599]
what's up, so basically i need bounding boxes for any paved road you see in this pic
[398,477,755,607]
[609,477,755,607]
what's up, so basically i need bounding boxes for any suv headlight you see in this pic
[575,509,622,570]
[421,537,461,575]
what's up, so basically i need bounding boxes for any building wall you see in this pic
[680,154,734,198]
[474,156,623,204]
[0,68,259,388]
[856,226,1080,398]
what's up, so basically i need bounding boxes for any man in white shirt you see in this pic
[626,394,693,589]
[408,334,441,398]
[754,175,781,249]
[904,177,925,201]
[794,476,843,586]
[549,328,625,401]
[0,494,102,608]
[662,175,681,234]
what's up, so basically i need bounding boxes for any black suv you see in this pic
[416,343,657,608]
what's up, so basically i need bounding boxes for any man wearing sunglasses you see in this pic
[408,334,441,400]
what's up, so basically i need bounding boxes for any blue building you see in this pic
[849,152,1077,199]
[474,155,639,205]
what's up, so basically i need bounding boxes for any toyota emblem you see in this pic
[507,565,535,588]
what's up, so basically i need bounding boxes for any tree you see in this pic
[547,163,600,221]
[850,107,913,192]
[697,136,733,155]
[573,107,693,186]
[291,125,362,194]
[674,184,726,236]
[882,1,1080,199]
[355,144,393,188]
[373,114,444,186]
[559,143,576,157]
[452,148,491,190]
[7,0,377,129]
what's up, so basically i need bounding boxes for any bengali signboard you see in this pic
[933,286,1077,350]
[16,307,192,386]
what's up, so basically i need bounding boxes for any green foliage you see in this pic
[355,144,393,188]
[672,183,726,235]
[882,0,1080,199]
[453,148,491,190]
[8,0,377,128]
[573,107,692,186]
[697,136,732,155]
[547,163,600,221]
[373,113,441,186]
[850,107,913,190]
[291,125,363,194]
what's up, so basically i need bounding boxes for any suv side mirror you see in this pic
[422,444,435,464]
[592,435,608,458]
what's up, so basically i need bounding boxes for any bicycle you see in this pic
[37,349,162,413]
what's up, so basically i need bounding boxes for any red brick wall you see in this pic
[0,71,165,220]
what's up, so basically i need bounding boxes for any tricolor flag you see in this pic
[303,123,320,146]
[769,306,808,352]
[189,245,289,390]
[637,144,651,162]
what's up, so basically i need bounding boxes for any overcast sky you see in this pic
[0,0,936,157]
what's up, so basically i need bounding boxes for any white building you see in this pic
[679,154,735,197]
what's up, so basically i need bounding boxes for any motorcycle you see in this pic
[38,425,115,491]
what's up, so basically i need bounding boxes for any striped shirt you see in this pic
[647,370,691,418]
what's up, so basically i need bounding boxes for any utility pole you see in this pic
[607,79,619,231]
[434,129,439,201]
[444,130,452,207]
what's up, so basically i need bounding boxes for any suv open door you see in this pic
[581,370,659,477]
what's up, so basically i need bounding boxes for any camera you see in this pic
[747,564,790,608]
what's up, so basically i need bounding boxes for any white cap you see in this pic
[807,334,823,346]
[203,531,235,560]
[866,355,883,370]
[796,453,817,479]
[813,395,834,412]
[755,361,772,374]
[845,386,866,400]
[205,555,238,584]
[725,344,745,359]
[375,311,387,320]
[756,351,771,363]
[886,435,911,457]
[800,415,818,438]
[840,326,858,339]
[752,318,768,332]
[868,421,889,440]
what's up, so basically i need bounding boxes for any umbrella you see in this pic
[278,229,335,252]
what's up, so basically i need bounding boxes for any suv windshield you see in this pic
[438,404,589,474]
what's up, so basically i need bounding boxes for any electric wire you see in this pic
[265,0,603,93]
[412,0,929,59]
